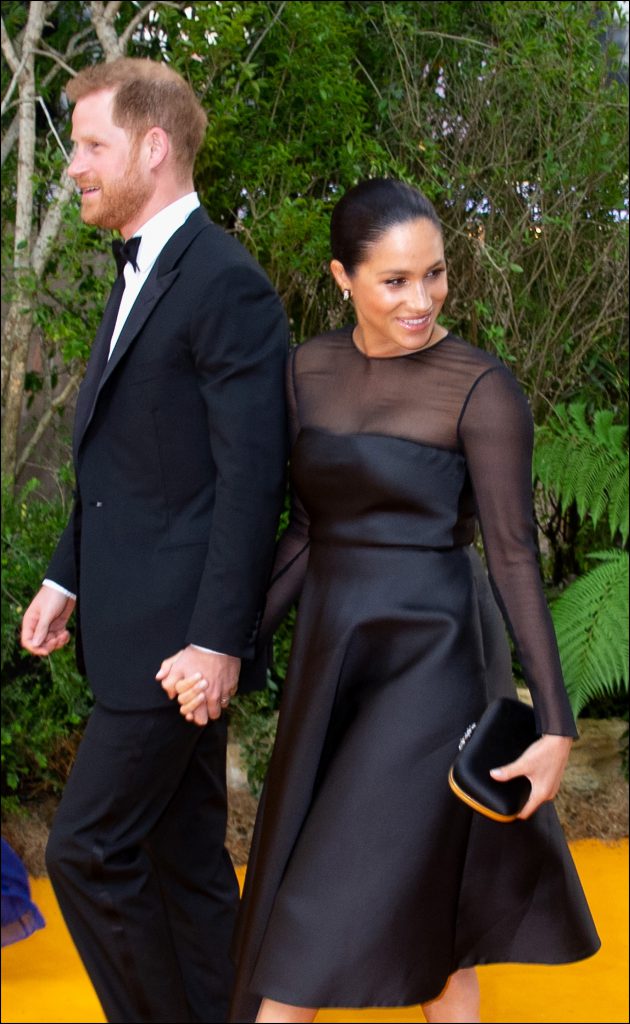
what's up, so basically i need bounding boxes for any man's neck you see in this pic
[121,181,195,240]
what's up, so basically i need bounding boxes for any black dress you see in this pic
[230,327,600,1022]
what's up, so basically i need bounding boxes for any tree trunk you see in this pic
[1,2,47,481]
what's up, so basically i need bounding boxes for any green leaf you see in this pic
[551,550,629,715]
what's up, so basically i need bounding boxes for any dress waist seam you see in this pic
[309,537,466,552]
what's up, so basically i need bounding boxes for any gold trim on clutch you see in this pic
[448,767,521,823]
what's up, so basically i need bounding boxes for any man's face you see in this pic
[68,88,153,237]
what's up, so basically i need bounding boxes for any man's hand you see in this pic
[21,586,76,657]
[156,646,241,726]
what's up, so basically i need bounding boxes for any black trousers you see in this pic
[46,702,239,1023]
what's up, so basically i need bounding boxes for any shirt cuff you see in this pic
[190,644,227,656]
[43,579,76,600]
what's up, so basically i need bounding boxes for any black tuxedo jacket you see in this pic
[47,207,288,710]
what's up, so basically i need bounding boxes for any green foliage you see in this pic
[1,477,92,812]
[146,0,627,383]
[533,403,629,544]
[159,0,394,342]
[2,0,628,481]
[356,0,629,413]
[229,682,280,796]
[533,403,629,716]
[36,198,115,367]
[551,550,629,716]
[2,0,629,804]
[227,595,295,796]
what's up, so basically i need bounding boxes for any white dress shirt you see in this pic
[108,191,200,356]
[44,193,225,656]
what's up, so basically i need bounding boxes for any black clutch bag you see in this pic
[448,697,539,822]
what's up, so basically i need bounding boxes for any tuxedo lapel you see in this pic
[73,273,125,454]
[98,267,179,386]
[74,207,211,455]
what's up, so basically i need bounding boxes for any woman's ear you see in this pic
[330,259,352,294]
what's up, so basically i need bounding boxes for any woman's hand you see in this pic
[490,733,573,819]
[175,672,211,722]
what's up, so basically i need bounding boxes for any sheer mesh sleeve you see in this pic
[257,348,310,643]
[458,367,577,737]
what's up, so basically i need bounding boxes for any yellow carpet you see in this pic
[1,839,627,1024]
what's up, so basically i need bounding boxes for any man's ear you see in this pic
[145,126,169,170]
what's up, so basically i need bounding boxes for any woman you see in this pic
[173,179,600,1023]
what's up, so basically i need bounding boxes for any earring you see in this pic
[342,288,351,301]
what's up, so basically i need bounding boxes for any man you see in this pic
[20,58,288,1024]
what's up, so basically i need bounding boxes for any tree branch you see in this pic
[380,0,497,51]
[1,113,19,167]
[0,14,21,73]
[243,1,287,67]
[32,45,78,78]
[119,1,162,50]
[31,171,77,278]
[90,1,124,59]
[2,27,93,167]
[103,1,124,25]
[16,371,82,479]
[1,1,51,472]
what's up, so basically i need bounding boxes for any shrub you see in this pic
[533,404,629,716]
[228,604,296,796]
[1,477,92,813]
[229,684,280,797]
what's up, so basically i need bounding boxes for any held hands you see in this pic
[21,586,76,657]
[156,646,241,727]
[490,733,573,819]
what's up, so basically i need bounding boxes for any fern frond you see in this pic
[533,403,629,540]
[593,410,627,452]
[568,402,589,435]
[608,471,630,545]
[551,549,629,715]
[578,450,623,525]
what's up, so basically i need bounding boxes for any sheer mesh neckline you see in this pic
[290,325,510,454]
[348,325,453,362]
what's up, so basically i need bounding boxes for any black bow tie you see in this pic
[112,236,141,276]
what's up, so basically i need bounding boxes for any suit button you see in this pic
[90,500,104,508]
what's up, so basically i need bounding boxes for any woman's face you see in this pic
[331,217,448,358]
